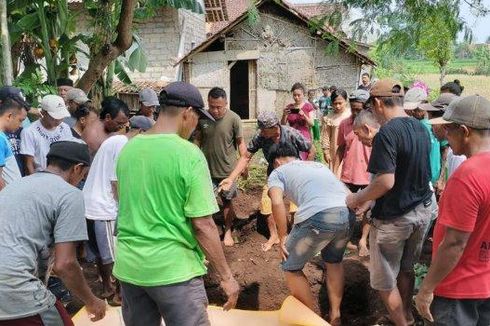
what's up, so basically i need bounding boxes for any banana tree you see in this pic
[7,0,83,85]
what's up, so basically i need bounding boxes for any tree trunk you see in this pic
[0,0,13,85]
[439,64,447,86]
[76,0,137,93]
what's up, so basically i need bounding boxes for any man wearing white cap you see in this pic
[20,95,73,175]
[64,88,90,128]
[138,88,159,123]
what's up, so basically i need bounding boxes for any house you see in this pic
[69,0,209,82]
[177,0,374,120]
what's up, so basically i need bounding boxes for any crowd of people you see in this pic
[0,72,488,326]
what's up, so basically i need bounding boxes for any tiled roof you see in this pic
[112,80,169,94]
[207,0,338,35]
[179,0,374,65]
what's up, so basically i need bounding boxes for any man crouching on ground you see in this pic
[268,143,351,326]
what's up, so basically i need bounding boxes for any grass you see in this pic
[413,73,490,99]
[402,59,479,74]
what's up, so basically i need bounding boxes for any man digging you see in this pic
[220,111,315,251]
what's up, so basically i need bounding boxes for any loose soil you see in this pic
[72,187,425,325]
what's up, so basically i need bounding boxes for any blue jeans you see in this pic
[282,207,350,271]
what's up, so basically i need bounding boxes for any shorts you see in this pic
[261,185,297,215]
[0,300,73,326]
[369,202,431,291]
[212,178,238,201]
[121,277,209,326]
[282,207,350,271]
[85,219,116,265]
[429,296,490,326]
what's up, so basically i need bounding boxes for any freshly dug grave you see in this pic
[73,187,388,325]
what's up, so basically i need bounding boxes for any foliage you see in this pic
[8,0,80,85]
[134,0,203,20]
[474,45,490,75]
[246,0,260,26]
[414,263,429,291]
[369,45,416,87]
[417,3,460,84]
[12,66,56,106]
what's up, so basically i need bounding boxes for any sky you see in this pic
[289,0,490,43]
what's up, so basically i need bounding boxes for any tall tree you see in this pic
[417,3,460,85]
[0,0,13,85]
[76,0,137,92]
[77,0,203,93]
[314,0,488,82]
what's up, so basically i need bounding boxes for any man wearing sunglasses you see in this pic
[415,95,490,326]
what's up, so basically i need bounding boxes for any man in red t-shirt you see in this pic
[415,95,490,325]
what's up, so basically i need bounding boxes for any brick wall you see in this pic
[73,7,206,82]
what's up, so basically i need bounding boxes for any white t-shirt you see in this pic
[20,120,73,172]
[83,135,128,220]
[447,147,466,178]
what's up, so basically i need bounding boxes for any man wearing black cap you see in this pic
[346,79,433,326]
[0,141,106,325]
[82,116,152,304]
[416,95,490,325]
[114,81,239,326]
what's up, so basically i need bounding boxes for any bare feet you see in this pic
[223,230,235,247]
[358,239,369,257]
[108,292,122,307]
[329,317,341,326]
[100,289,115,299]
[346,241,357,251]
[100,284,116,299]
[261,236,279,251]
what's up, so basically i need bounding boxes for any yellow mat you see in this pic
[73,296,330,326]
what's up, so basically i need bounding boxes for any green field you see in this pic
[413,73,490,99]
[403,59,479,74]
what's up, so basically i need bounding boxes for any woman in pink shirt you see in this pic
[281,83,315,160]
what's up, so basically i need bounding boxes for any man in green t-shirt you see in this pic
[114,82,239,326]
[196,87,247,247]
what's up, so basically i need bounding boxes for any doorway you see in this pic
[229,60,250,119]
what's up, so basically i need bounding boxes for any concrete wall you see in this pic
[73,7,206,82]
[185,3,362,118]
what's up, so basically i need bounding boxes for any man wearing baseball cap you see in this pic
[346,79,433,326]
[416,95,490,325]
[138,88,159,123]
[220,110,314,251]
[114,81,239,326]
[64,88,90,128]
[424,94,466,186]
[0,141,106,325]
[20,95,73,175]
[82,115,152,305]
[335,89,372,257]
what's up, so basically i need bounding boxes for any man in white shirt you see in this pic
[83,116,153,304]
[20,95,72,174]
